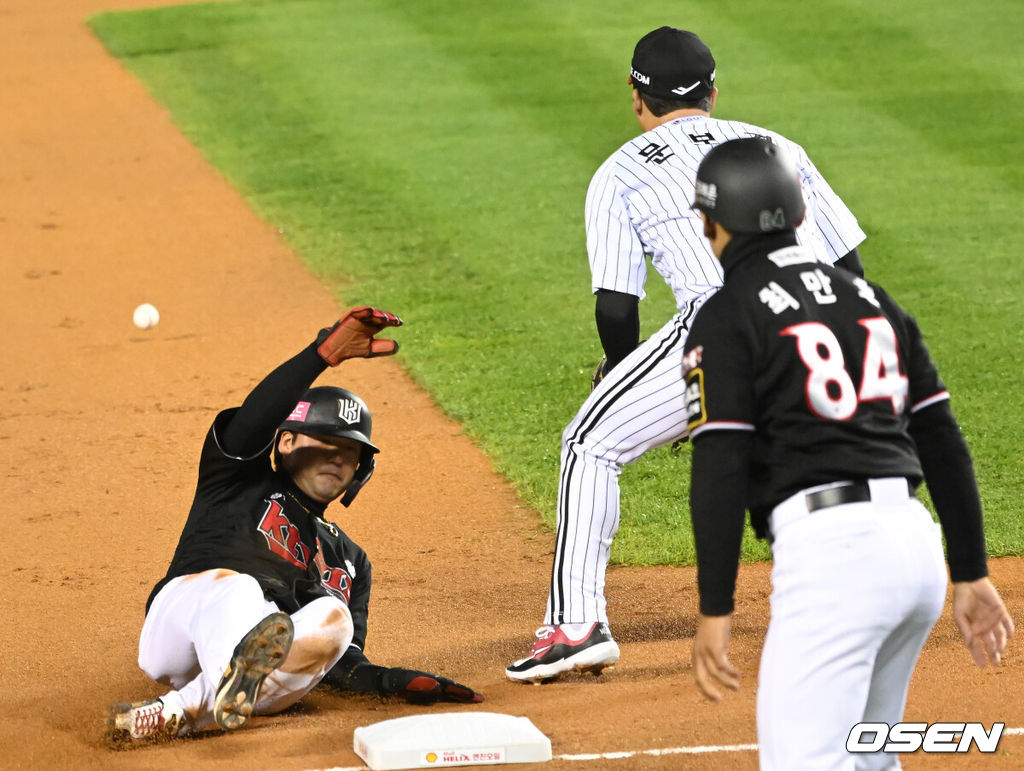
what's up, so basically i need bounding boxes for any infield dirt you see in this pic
[2,1,1022,769]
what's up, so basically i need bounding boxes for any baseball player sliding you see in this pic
[508,27,866,683]
[684,138,1014,769]
[109,307,482,743]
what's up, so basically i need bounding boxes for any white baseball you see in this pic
[133,303,160,330]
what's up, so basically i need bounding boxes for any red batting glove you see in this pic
[317,306,403,366]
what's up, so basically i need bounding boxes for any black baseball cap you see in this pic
[629,27,716,101]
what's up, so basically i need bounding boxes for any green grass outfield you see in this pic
[90,0,1024,565]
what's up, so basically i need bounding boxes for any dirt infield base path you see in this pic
[2,1,1022,769]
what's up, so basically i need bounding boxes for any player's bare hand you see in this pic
[317,306,403,365]
[692,614,741,702]
[952,578,1015,668]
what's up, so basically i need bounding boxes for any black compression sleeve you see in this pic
[908,401,988,582]
[689,431,752,615]
[319,646,387,693]
[594,289,640,371]
[219,341,328,458]
[833,247,865,277]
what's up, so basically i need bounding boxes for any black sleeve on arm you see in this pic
[908,400,988,582]
[319,645,387,693]
[689,431,753,616]
[833,246,864,277]
[317,543,379,693]
[347,550,372,655]
[219,341,328,458]
[595,289,640,371]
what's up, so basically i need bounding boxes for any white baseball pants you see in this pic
[138,569,352,731]
[547,309,695,625]
[757,478,947,770]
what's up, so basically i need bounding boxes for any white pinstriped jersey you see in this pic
[585,114,866,311]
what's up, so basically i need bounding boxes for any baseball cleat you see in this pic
[107,697,185,743]
[214,611,294,730]
[506,623,620,684]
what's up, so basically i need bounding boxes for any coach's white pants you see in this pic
[757,480,947,770]
[546,309,694,625]
[138,569,352,731]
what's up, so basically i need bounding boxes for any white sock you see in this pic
[559,622,596,638]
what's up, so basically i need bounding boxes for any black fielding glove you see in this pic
[378,667,484,704]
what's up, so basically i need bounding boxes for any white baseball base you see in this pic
[353,712,552,769]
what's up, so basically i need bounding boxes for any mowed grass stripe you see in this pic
[89,0,1023,564]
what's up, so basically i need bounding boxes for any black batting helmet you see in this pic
[692,137,805,234]
[278,386,379,507]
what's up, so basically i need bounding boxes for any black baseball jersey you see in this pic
[683,235,949,531]
[146,343,372,654]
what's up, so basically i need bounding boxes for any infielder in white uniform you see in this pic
[507,26,867,683]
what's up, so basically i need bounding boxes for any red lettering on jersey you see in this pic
[313,539,353,604]
[257,499,311,568]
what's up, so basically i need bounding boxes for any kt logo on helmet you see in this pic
[337,398,361,425]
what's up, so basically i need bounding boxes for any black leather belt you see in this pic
[804,480,914,513]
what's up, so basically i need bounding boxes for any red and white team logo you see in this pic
[313,538,352,604]
[257,498,311,568]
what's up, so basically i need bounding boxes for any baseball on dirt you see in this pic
[133,303,160,330]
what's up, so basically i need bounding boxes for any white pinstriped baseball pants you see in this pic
[546,308,696,626]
